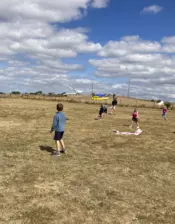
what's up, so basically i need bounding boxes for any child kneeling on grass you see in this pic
[96,104,108,119]
[50,103,67,156]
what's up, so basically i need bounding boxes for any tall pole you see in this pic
[91,82,94,95]
[127,78,131,98]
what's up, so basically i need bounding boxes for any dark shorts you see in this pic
[112,100,117,106]
[99,108,107,116]
[54,131,64,141]
[132,117,138,122]
[112,102,117,106]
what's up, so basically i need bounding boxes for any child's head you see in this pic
[57,103,63,111]
[134,108,138,112]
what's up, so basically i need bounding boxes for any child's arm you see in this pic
[50,115,57,133]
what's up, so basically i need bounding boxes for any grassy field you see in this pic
[2,93,173,109]
[0,98,175,224]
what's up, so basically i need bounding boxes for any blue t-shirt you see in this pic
[51,111,66,132]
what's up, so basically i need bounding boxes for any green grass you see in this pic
[0,98,175,224]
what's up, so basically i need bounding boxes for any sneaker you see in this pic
[60,149,67,154]
[52,151,61,156]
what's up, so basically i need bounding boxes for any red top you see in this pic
[132,111,139,118]
[162,108,167,114]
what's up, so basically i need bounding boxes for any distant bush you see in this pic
[48,92,55,96]
[157,100,161,103]
[0,92,4,94]
[164,102,171,109]
[11,91,20,94]
[151,99,155,102]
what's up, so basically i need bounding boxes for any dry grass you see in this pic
[2,94,174,109]
[0,98,175,224]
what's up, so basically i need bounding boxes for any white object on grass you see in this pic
[113,128,143,136]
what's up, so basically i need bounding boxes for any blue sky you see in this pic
[64,0,175,42]
[0,0,175,100]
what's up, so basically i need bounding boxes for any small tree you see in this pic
[164,102,171,109]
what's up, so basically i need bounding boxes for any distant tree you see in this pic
[35,91,43,95]
[11,91,20,94]
[60,92,67,96]
[48,92,55,96]
[164,102,171,109]
[0,92,4,94]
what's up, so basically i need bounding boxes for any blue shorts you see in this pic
[54,131,64,141]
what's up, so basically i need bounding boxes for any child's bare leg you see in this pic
[130,121,133,128]
[55,140,62,152]
[60,139,65,150]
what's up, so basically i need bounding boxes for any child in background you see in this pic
[162,106,167,120]
[96,104,108,119]
[50,103,67,156]
[130,108,139,129]
[111,96,118,114]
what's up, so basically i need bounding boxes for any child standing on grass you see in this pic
[162,106,167,120]
[111,96,118,115]
[130,108,139,129]
[50,103,67,156]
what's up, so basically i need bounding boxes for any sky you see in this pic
[0,0,175,101]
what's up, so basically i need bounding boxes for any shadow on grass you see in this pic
[39,145,55,154]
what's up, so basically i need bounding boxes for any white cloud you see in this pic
[39,59,83,71]
[91,0,110,8]
[0,20,102,92]
[162,36,175,44]
[142,5,163,14]
[98,36,161,57]
[161,36,175,53]
[89,35,175,101]
[8,60,30,67]
[75,78,97,84]
[89,54,175,78]
[0,0,110,23]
